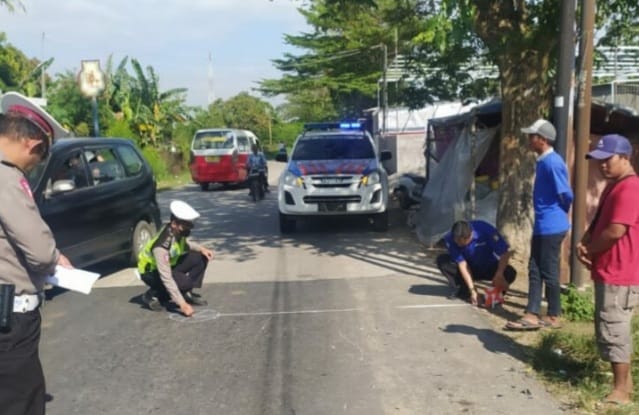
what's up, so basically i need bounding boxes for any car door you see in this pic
[236,131,251,181]
[81,145,133,261]
[35,146,104,266]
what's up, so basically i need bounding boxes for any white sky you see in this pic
[0,0,309,107]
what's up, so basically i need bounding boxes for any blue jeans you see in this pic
[526,232,566,317]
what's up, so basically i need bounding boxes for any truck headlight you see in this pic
[361,171,380,187]
[283,171,304,188]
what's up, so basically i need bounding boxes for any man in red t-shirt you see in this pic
[576,133,639,405]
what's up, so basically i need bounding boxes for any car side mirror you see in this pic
[50,179,76,195]
[380,150,392,162]
[275,152,288,163]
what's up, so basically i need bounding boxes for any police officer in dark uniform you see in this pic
[138,200,214,317]
[0,92,72,415]
[437,220,517,306]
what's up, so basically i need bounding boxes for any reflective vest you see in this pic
[137,225,187,274]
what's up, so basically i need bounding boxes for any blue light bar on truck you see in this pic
[304,121,363,131]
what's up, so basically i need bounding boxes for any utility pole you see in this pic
[382,43,388,134]
[570,0,596,287]
[553,0,576,159]
[41,32,46,99]
[208,52,215,105]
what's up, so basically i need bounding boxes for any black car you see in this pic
[26,137,162,268]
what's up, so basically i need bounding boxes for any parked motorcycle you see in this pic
[248,168,265,202]
[393,173,426,209]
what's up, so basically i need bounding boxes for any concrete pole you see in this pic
[382,44,388,134]
[553,0,576,159]
[570,0,596,287]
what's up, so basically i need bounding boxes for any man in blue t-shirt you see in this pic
[437,220,517,306]
[506,119,573,331]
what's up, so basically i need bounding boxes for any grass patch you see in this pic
[531,317,639,414]
[157,171,192,191]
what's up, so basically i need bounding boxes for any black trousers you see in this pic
[0,310,45,415]
[141,251,208,300]
[436,253,517,298]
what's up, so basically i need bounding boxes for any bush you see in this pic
[560,284,595,322]
[105,119,136,141]
[141,146,170,181]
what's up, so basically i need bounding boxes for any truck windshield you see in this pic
[292,136,375,161]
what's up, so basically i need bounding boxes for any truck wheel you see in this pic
[279,213,296,233]
[372,211,389,232]
[200,182,210,191]
[130,220,156,265]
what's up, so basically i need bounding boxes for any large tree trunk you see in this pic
[497,55,552,273]
[471,0,557,275]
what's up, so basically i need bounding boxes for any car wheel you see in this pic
[200,182,210,191]
[372,211,389,232]
[279,212,296,233]
[130,220,156,265]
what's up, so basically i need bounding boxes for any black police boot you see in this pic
[184,291,208,306]
[142,289,163,311]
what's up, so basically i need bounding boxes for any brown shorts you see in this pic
[594,282,639,363]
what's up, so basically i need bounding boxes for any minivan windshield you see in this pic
[193,130,234,150]
[292,135,375,161]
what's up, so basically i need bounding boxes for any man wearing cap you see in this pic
[507,119,573,330]
[0,92,72,414]
[576,134,639,405]
[138,200,214,317]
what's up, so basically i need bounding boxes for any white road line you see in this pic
[215,303,468,318]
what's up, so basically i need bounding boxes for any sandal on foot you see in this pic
[540,317,563,329]
[504,318,542,331]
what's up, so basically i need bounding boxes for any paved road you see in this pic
[40,163,566,415]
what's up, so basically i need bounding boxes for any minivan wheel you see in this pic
[130,220,156,265]
[200,182,210,191]
[372,211,389,232]
[279,213,296,233]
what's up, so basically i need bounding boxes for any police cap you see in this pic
[170,200,200,222]
[1,92,69,145]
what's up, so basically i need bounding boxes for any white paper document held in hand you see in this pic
[45,266,101,295]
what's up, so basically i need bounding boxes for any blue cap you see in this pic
[586,134,633,160]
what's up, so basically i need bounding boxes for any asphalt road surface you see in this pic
[40,163,567,415]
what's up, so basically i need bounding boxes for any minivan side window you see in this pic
[115,145,144,176]
[89,147,126,185]
[237,134,250,152]
[50,150,90,190]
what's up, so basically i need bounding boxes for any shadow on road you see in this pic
[441,323,529,361]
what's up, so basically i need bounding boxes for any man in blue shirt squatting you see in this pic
[506,119,573,330]
[437,220,517,306]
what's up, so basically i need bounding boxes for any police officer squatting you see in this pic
[138,200,214,317]
[0,92,73,415]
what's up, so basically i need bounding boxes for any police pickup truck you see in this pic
[275,122,392,233]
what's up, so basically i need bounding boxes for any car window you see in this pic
[50,150,90,190]
[26,159,48,190]
[292,135,375,161]
[193,131,234,150]
[89,147,126,185]
[115,145,144,176]
[237,134,250,152]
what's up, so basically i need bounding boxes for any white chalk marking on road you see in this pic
[219,307,363,317]
[203,304,468,319]
[395,304,469,309]
[168,304,469,322]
